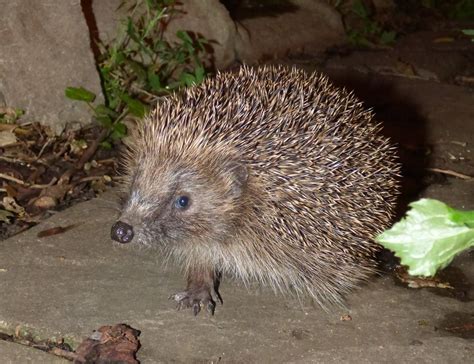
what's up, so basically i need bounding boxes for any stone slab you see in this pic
[0,191,472,362]
[0,340,68,364]
[0,0,103,133]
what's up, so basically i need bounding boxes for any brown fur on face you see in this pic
[119,150,248,250]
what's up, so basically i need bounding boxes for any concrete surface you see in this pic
[0,340,68,364]
[0,191,472,363]
[1,71,473,362]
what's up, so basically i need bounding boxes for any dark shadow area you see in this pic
[438,311,474,339]
[80,0,101,61]
[427,266,471,302]
[322,67,438,271]
[221,0,299,20]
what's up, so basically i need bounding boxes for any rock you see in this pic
[90,0,122,44]
[234,0,345,63]
[0,0,103,133]
[164,0,236,69]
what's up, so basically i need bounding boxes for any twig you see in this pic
[95,158,116,165]
[0,156,24,163]
[49,347,80,361]
[0,173,58,189]
[55,128,108,186]
[76,128,109,170]
[427,168,473,180]
[53,139,71,159]
[32,177,58,189]
[0,173,25,185]
[76,175,112,183]
[35,137,52,160]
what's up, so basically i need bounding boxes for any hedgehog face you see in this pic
[111,158,248,252]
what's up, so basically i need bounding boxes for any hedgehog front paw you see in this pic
[170,286,221,315]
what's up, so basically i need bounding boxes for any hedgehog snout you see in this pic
[111,220,135,244]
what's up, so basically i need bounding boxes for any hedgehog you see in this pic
[111,65,400,315]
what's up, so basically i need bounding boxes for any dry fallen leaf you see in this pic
[2,196,26,217]
[73,324,141,364]
[395,60,417,77]
[340,314,352,321]
[37,224,79,238]
[0,209,14,223]
[0,121,117,241]
[433,37,454,43]
[394,266,454,289]
[0,130,18,147]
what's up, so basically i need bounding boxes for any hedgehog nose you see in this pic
[111,221,134,244]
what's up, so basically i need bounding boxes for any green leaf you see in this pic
[95,104,118,118]
[176,30,193,45]
[352,0,370,18]
[100,140,112,150]
[126,17,141,44]
[111,50,126,67]
[462,29,474,41]
[380,30,397,45]
[376,199,474,277]
[65,87,96,102]
[110,122,127,140]
[154,38,170,53]
[126,60,147,82]
[94,104,117,128]
[194,64,205,84]
[147,70,163,92]
[449,209,474,227]
[143,8,165,38]
[175,50,186,64]
[462,29,474,36]
[179,72,197,87]
[120,93,148,117]
[96,114,113,128]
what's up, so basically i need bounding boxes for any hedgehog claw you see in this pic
[170,288,217,316]
[207,301,216,315]
[192,301,201,316]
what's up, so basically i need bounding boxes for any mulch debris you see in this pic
[0,121,120,240]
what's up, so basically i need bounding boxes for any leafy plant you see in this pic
[450,0,474,20]
[66,0,210,147]
[421,0,474,20]
[65,87,127,147]
[0,107,25,124]
[345,0,396,47]
[376,199,474,277]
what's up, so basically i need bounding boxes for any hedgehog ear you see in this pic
[225,161,248,198]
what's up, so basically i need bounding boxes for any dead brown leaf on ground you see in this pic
[73,324,141,364]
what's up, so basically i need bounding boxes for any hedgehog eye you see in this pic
[175,195,190,210]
